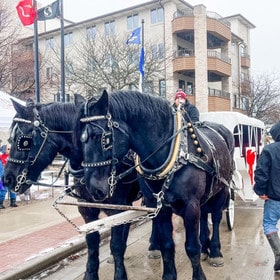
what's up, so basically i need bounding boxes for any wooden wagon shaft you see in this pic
[56,200,156,213]
[78,210,147,234]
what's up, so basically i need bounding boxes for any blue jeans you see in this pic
[263,199,280,235]
[0,187,17,201]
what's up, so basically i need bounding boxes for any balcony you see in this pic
[173,50,231,78]
[173,49,195,73]
[207,50,231,78]
[206,12,231,43]
[172,10,231,47]
[241,54,251,68]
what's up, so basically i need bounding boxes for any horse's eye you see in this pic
[81,127,89,143]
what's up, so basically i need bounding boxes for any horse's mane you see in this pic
[39,102,77,130]
[109,91,172,122]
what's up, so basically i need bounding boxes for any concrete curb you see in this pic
[1,236,87,280]
[0,226,114,280]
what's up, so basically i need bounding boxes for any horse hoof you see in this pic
[200,253,208,261]
[148,250,161,259]
[209,257,224,267]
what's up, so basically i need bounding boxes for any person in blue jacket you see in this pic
[253,122,280,271]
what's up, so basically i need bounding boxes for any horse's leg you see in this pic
[154,207,177,280]
[183,203,207,280]
[207,189,229,267]
[110,223,130,280]
[78,206,101,280]
[200,207,210,261]
[148,221,161,259]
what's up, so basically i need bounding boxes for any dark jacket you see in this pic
[253,122,280,200]
[173,100,200,122]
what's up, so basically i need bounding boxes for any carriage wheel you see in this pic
[226,188,235,231]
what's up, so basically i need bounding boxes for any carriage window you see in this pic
[127,14,139,30]
[86,26,96,40]
[105,20,115,35]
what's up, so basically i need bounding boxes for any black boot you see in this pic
[0,201,5,209]
[266,232,280,271]
[10,198,18,207]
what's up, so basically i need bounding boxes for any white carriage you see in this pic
[200,111,266,229]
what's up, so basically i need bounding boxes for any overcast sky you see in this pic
[39,0,280,74]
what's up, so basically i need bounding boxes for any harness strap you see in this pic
[134,111,182,179]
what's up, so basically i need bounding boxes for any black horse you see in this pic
[74,90,234,280]
[4,96,143,280]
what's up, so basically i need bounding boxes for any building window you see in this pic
[45,37,54,50]
[64,32,73,46]
[159,79,166,97]
[86,26,96,40]
[128,50,139,65]
[151,43,165,59]
[231,43,235,54]
[65,63,74,76]
[151,7,163,24]
[178,79,185,91]
[127,14,139,30]
[105,20,115,35]
[46,67,53,79]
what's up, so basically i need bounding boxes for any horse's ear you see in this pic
[93,90,109,114]
[74,93,85,105]
[11,99,31,119]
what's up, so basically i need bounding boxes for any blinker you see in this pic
[17,135,32,151]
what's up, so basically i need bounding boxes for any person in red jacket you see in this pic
[0,145,18,209]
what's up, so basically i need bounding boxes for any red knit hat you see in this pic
[175,89,187,100]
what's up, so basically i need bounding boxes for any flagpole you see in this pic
[141,19,144,92]
[60,0,65,102]
[33,0,40,103]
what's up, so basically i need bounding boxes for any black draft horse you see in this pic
[4,96,143,280]
[74,90,234,280]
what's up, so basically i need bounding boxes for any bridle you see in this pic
[8,108,72,192]
[79,100,187,198]
[80,111,126,197]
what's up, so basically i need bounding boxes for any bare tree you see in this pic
[60,33,167,97]
[241,71,280,124]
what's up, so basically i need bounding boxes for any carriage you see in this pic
[200,111,266,230]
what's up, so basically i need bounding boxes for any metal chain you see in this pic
[52,187,164,234]
[52,190,81,232]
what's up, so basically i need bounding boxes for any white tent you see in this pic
[0,91,25,130]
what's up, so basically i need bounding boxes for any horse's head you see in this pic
[4,99,37,193]
[74,90,130,201]
[5,95,85,194]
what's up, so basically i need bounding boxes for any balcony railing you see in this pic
[208,88,230,99]
[207,50,231,64]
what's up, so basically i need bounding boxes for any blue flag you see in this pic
[126,27,141,45]
[139,47,145,77]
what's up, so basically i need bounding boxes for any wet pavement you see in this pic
[0,190,280,280]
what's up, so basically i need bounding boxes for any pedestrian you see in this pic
[172,89,200,122]
[253,122,280,271]
[0,145,18,208]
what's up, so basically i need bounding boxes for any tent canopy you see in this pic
[0,91,26,130]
